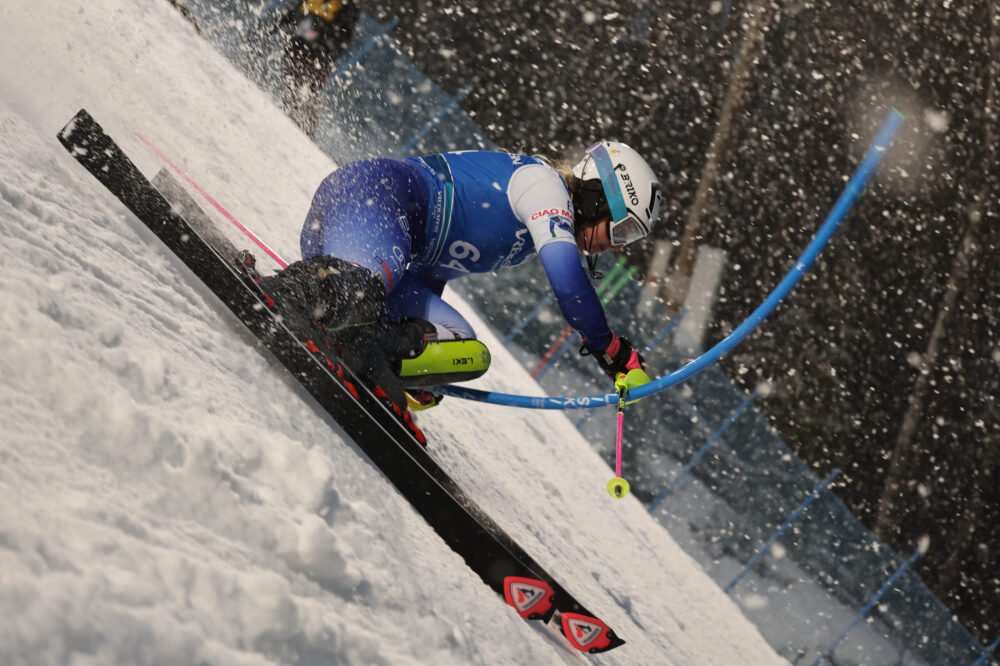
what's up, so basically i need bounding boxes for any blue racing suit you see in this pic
[299,151,613,350]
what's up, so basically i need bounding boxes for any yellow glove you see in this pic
[615,368,651,405]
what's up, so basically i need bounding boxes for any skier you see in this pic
[260,141,662,411]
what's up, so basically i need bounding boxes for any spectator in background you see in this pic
[280,0,360,138]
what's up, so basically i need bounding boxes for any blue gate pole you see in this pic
[972,635,1000,666]
[574,308,687,430]
[397,85,473,157]
[724,468,841,593]
[324,19,399,87]
[646,388,759,514]
[811,548,923,666]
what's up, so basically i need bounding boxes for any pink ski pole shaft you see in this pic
[606,377,631,498]
[615,409,625,477]
[135,133,288,268]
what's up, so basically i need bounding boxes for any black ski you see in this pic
[58,109,624,654]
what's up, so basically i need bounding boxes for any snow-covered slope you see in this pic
[0,1,784,663]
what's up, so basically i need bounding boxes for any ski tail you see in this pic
[560,612,625,653]
[503,576,555,620]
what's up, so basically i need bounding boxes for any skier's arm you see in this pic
[537,242,612,350]
[537,240,649,391]
[507,164,613,350]
[508,163,650,393]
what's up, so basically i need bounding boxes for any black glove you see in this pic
[581,333,645,379]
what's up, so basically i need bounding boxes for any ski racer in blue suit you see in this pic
[263,141,663,409]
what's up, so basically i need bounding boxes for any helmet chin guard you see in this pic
[572,141,662,247]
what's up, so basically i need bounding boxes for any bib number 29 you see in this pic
[442,240,480,273]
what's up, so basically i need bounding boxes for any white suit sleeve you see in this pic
[506,163,576,250]
[506,163,614,349]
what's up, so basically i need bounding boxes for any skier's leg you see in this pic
[300,158,427,293]
[386,270,476,341]
[260,254,386,331]
[264,159,425,331]
[386,273,491,394]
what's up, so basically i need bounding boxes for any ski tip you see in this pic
[503,576,555,621]
[559,611,625,653]
[58,108,94,145]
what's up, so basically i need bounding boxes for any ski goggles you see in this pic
[585,142,650,246]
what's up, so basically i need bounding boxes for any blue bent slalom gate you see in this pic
[435,108,905,410]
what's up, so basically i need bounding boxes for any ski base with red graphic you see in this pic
[58,108,624,654]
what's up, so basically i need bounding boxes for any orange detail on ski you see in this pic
[403,408,426,444]
[332,362,360,399]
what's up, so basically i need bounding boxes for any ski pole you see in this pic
[574,306,688,431]
[607,373,631,499]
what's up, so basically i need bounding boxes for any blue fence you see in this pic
[169,4,996,663]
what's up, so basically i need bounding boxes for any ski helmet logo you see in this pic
[614,163,640,206]
[646,183,661,219]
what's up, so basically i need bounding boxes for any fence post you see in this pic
[646,388,759,513]
[971,635,1000,666]
[642,305,690,358]
[503,257,626,347]
[501,292,556,347]
[724,468,841,593]
[811,548,923,666]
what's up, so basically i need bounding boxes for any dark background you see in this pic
[363,0,999,641]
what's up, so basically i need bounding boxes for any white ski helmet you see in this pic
[572,141,662,246]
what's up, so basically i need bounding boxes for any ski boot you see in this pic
[235,252,427,446]
[258,254,386,332]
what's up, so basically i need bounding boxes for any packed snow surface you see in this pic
[0,1,784,663]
